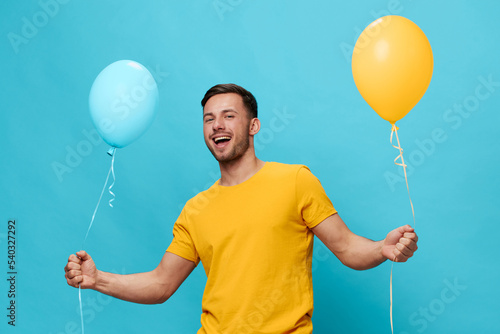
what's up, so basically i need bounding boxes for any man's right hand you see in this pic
[64,250,97,289]
[63,250,196,304]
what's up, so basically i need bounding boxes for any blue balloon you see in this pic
[89,60,159,148]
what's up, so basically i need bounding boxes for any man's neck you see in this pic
[218,152,266,187]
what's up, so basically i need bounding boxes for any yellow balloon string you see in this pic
[389,124,416,334]
[390,259,394,334]
[389,124,415,227]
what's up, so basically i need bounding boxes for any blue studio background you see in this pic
[1,1,499,333]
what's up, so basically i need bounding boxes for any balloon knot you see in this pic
[107,147,116,156]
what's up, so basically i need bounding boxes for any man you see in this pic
[65,84,418,333]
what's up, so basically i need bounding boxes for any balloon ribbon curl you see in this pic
[390,124,415,226]
[389,124,416,334]
[79,148,117,334]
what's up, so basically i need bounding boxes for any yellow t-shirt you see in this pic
[167,162,337,334]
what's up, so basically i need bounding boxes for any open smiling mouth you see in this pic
[213,136,231,148]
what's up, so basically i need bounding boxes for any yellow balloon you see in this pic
[352,15,433,124]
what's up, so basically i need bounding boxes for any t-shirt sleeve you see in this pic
[296,166,337,229]
[166,209,200,265]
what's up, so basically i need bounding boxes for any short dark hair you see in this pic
[201,83,258,118]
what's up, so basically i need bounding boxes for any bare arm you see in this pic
[65,250,196,304]
[311,214,418,270]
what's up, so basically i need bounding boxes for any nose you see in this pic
[212,116,225,131]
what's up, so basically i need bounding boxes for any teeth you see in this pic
[214,136,231,143]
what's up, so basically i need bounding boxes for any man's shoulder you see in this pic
[183,181,219,209]
[266,161,310,176]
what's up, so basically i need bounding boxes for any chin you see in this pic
[214,155,235,163]
[208,139,249,163]
[213,151,241,163]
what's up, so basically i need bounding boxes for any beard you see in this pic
[207,134,250,163]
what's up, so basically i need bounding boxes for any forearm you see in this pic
[337,234,386,270]
[94,269,171,304]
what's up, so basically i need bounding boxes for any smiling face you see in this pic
[203,93,257,163]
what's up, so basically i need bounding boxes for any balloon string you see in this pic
[389,124,415,227]
[108,150,116,208]
[79,286,84,334]
[79,148,117,334]
[389,124,416,334]
[390,258,394,334]
[81,150,116,248]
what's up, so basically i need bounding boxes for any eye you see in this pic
[204,117,214,123]
[225,114,234,119]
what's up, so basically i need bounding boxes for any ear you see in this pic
[249,118,260,136]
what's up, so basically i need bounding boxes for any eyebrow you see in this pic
[203,109,239,118]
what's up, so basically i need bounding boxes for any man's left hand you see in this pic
[382,225,418,262]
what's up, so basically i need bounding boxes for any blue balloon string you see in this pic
[79,286,84,334]
[79,148,117,334]
[81,150,116,248]
[108,152,116,208]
